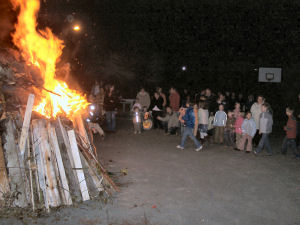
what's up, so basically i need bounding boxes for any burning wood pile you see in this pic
[0,0,119,213]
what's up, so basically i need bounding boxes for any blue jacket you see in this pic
[182,107,195,128]
[241,118,256,137]
[213,110,227,127]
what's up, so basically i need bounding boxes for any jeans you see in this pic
[253,130,261,147]
[105,111,116,131]
[281,137,299,156]
[180,127,201,148]
[256,133,272,154]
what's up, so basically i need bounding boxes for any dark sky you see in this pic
[3,0,300,96]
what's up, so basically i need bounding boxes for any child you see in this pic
[281,107,300,157]
[224,111,236,148]
[254,103,273,156]
[198,101,209,140]
[238,111,256,152]
[213,104,227,144]
[157,106,179,135]
[132,106,142,134]
[176,104,203,151]
[234,112,245,150]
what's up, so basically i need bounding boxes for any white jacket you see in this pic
[198,108,209,125]
[250,102,262,129]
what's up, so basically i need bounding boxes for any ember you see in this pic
[11,0,89,119]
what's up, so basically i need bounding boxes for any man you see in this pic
[136,88,151,110]
[169,87,180,112]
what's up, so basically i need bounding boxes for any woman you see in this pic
[250,95,264,146]
[150,92,164,129]
[104,84,118,132]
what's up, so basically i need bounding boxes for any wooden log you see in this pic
[19,94,35,157]
[3,119,28,207]
[48,124,72,206]
[0,136,10,201]
[68,130,90,201]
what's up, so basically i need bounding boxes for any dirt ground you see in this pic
[1,116,300,225]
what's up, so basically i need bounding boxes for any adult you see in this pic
[156,87,167,109]
[237,93,245,111]
[245,94,254,111]
[205,88,216,113]
[216,93,228,111]
[136,88,151,111]
[150,92,164,129]
[169,87,180,112]
[181,88,191,107]
[104,84,118,132]
[294,93,300,146]
[250,95,265,146]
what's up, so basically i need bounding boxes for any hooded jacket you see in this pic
[259,111,273,134]
[182,107,196,129]
[213,110,227,127]
[241,118,256,137]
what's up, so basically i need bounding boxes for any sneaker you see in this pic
[195,145,203,152]
[134,131,137,134]
[176,145,184,150]
[253,149,258,155]
[138,131,141,134]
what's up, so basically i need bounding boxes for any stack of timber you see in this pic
[0,93,119,213]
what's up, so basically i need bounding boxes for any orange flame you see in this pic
[11,0,89,118]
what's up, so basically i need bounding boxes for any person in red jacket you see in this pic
[169,87,180,112]
[281,107,300,157]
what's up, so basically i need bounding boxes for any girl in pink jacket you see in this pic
[234,112,245,149]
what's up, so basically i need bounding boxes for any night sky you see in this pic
[2,0,300,101]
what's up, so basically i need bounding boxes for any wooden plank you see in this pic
[58,117,78,180]
[39,120,61,207]
[4,119,27,207]
[32,119,50,212]
[27,135,35,211]
[0,136,9,201]
[79,151,103,193]
[56,117,81,201]
[68,130,90,201]
[19,94,35,157]
[31,124,41,203]
[74,115,94,156]
[48,124,72,205]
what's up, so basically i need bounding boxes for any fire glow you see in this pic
[11,0,89,118]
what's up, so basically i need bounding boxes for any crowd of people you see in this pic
[89,81,300,158]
